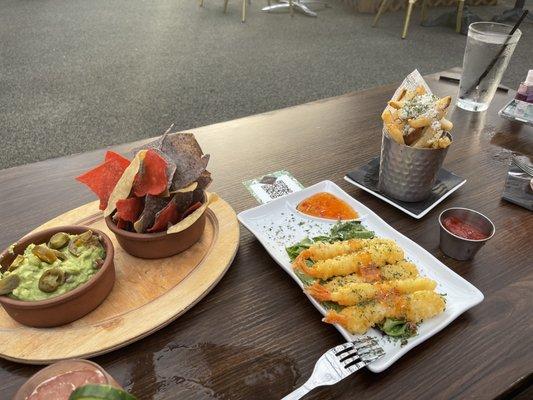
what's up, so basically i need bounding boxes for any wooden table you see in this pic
[1,69,531,399]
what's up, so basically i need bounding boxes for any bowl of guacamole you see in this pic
[0,226,115,328]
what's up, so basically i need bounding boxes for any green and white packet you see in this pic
[243,170,304,204]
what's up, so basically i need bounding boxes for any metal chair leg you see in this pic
[267,0,271,5]
[456,0,465,33]
[242,0,247,22]
[224,0,229,13]
[373,0,389,27]
[289,0,294,17]
[420,0,427,24]
[199,0,204,7]
[402,0,415,39]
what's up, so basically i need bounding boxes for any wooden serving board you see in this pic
[0,195,239,364]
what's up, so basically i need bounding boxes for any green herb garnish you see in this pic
[285,221,374,261]
[378,318,417,339]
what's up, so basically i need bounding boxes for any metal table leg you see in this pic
[262,0,329,17]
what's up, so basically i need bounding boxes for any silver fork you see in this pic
[512,154,533,176]
[282,337,385,400]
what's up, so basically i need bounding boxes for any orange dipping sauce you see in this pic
[297,192,358,220]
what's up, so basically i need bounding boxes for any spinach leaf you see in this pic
[378,318,417,338]
[286,237,314,261]
[330,221,374,241]
[293,269,316,286]
[285,221,374,261]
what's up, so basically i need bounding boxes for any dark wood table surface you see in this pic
[1,69,532,400]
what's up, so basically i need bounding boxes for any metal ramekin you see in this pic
[439,207,495,260]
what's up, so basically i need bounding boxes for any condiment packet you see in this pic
[502,163,533,211]
[243,170,304,204]
[499,99,533,127]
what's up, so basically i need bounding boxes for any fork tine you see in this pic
[333,342,354,355]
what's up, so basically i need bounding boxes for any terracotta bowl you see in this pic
[105,191,207,259]
[0,226,115,328]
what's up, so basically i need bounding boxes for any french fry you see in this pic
[396,88,407,101]
[408,116,432,129]
[415,86,426,95]
[411,126,436,148]
[404,90,416,101]
[385,123,405,145]
[437,136,452,149]
[388,100,403,109]
[404,127,423,146]
[439,118,453,132]
[435,96,451,111]
[381,109,395,124]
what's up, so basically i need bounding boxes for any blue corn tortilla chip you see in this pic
[133,195,169,233]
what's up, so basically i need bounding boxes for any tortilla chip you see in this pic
[196,170,212,190]
[171,181,197,194]
[133,149,170,197]
[115,218,130,230]
[148,190,196,232]
[115,197,144,223]
[136,133,209,191]
[167,192,218,234]
[76,152,131,210]
[105,151,131,168]
[104,150,146,217]
[182,201,202,219]
[133,195,169,233]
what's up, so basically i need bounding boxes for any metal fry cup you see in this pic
[378,130,452,202]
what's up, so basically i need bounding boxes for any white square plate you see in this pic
[238,180,484,372]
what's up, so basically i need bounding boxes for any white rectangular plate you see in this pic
[238,180,483,372]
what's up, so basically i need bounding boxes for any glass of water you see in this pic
[457,22,521,112]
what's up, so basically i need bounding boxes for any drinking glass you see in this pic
[457,22,521,112]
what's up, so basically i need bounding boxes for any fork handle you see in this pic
[281,380,316,400]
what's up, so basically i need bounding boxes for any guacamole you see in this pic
[0,231,105,301]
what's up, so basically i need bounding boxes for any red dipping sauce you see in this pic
[442,216,488,240]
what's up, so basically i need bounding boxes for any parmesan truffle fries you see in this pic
[381,85,453,149]
[292,237,445,337]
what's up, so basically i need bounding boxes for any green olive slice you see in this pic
[0,274,20,295]
[32,244,58,264]
[50,249,67,261]
[48,232,70,249]
[38,268,65,293]
[8,255,25,272]
[75,230,93,246]
[68,230,94,256]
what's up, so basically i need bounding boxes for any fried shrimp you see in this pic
[320,260,419,292]
[380,260,419,281]
[299,239,364,261]
[307,277,437,306]
[295,251,373,280]
[323,290,445,334]
[293,238,404,280]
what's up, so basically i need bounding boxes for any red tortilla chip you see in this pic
[76,153,131,210]
[105,151,131,169]
[115,197,144,223]
[115,218,129,230]
[147,199,180,233]
[133,149,169,197]
[182,201,202,219]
